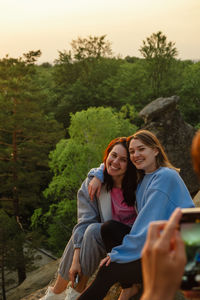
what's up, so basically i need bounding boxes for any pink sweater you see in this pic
[111,187,137,226]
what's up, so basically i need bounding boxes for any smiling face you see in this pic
[106,144,128,180]
[129,138,159,173]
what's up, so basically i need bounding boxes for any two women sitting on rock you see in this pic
[41,130,194,300]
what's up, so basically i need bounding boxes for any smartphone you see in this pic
[180,207,200,290]
[75,274,79,286]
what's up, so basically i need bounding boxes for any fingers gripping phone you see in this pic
[180,208,200,290]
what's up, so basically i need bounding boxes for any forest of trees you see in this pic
[0,31,200,298]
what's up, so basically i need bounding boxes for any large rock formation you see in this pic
[139,95,199,195]
[6,260,124,300]
[7,258,184,300]
[6,259,60,300]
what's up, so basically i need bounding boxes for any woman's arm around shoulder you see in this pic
[87,163,104,200]
[87,163,104,182]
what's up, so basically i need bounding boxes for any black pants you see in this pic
[77,220,142,300]
[101,220,131,252]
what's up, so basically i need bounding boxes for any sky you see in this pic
[1,0,200,64]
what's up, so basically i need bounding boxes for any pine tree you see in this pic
[0,51,63,284]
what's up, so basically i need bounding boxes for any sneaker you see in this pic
[65,287,81,300]
[40,286,67,300]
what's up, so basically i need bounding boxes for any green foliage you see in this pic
[119,104,144,127]
[46,200,77,256]
[179,61,200,126]
[139,31,178,98]
[34,63,57,117]
[23,50,42,64]
[98,60,151,110]
[0,209,35,293]
[51,35,123,129]
[69,106,135,143]
[54,35,113,88]
[0,51,64,283]
[52,55,123,129]
[70,35,112,61]
[140,31,178,59]
[31,200,77,256]
[43,139,95,201]
[0,52,64,222]
[49,33,200,129]
[0,210,22,269]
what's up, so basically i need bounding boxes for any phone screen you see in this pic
[180,210,200,290]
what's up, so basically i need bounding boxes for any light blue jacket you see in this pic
[89,166,194,263]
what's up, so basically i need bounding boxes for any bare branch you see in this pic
[0,157,11,161]
[0,197,13,201]
[0,141,12,147]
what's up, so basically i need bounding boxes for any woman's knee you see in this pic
[101,220,129,241]
[101,220,118,237]
[101,220,131,252]
[84,223,102,241]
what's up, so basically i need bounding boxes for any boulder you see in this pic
[139,95,199,196]
[193,190,200,207]
[6,259,185,300]
[139,95,179,123]
[6,259,60,300]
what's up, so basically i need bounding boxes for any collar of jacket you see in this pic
[98,185,112,222]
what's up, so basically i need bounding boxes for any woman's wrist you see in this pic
[72,248,81,263]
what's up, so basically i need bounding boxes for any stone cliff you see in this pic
[139,95,199,195]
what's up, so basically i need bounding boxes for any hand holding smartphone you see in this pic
[180,207,200,291]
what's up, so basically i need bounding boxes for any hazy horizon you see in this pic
[1,0,200,64]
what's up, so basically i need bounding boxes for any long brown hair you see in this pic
[103,137,137,206]
[127,130,179,179]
